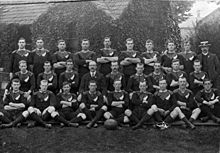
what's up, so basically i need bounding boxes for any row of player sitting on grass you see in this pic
[0,75,219,130]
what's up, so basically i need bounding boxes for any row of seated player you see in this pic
[1,76,219,130]
[5,58,209,99]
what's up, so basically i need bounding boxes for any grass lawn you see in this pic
[0,125,219,153]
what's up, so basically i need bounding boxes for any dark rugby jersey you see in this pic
[9,49,31,73]
[173,88,198,110]
[56,92,78,110]
[148,71,166,92]
[7,71,35,92]
[107,90,129,110]
[105,72,126,91]
[141,51,160,75]
[131,91,153,110]
[97,48,118,76]
[30,90,56,111]
[153,90,176,111]
[52,51,72,76]
[179,51,196,75]
[73,51,96,78]
[161,53,185,69]
[30,49,52,77]
[119,50,141,76]
[166,70,188,91]
[3,91,27,110]
[37,72,57,93]
[81,91,104,111]
[189,71,208,94]
[127,74,153,93]
[59,71,79,93]
[195,88,220,105]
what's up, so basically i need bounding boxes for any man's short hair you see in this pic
[41,79,48,85]
[104,37,111,41]
[12,78,20,84]
[126,38,133,43]
[146,39,154,44]
[66,59,73,64]
[89,80,97,85]
[19,60,27,66]
[139,81,146,86]
[36,37,44,42]
[111,61,119,65]
[81,39,89,43]
[159,78,167,83]
[194,59,201,64]
[136,62,144,67]
[166,39,176,46]
[89,61,96,66]
[172,59,180,64]
[18,37,26,42]
[178,76,187,81]
[58,39,66,44]
[114,79,121,84]
[62,81,71,87]
[203,78,212,84]
[183,39,191,45]
[44,61,51,65]
[154,60,161,64]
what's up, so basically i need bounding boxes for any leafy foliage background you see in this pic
[31,0,181,53]
[0,24,19,70]
[0,0,194,71]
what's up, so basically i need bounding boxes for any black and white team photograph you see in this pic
[0,0,219,153]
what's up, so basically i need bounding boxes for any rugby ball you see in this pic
[104,119,118,130]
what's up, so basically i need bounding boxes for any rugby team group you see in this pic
[1,36,220,130]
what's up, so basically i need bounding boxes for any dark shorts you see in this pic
[59,108,81,120]
[132,107,147,119]
[109,108,125,118]
[180,109,192,119]
[2,109,23,121]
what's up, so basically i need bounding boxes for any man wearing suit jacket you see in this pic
[197,41,220,89]
[79,61,107,95]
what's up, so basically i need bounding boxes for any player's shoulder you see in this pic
[56,92,62,97]
[83,91,90,95]
[28,71,33,76]
[173,88,179,93]
[166,90,173,95]
[19,90,25,95]
[12,50,18,53]
[130,74,136,78]
[212,88,220,93]
[89,50,95,54]
[120,51,127,54]
[33,91,39,96]
[186,89,193,94]
[52,71,57,76]
[47,90,54,95]
[122,90,128,95]
[189,71,195,76]
[97,91,102,96]
[105,73,111,78]
[38,72,44,77]
[44,49,49,53]
[53,51,59,55]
